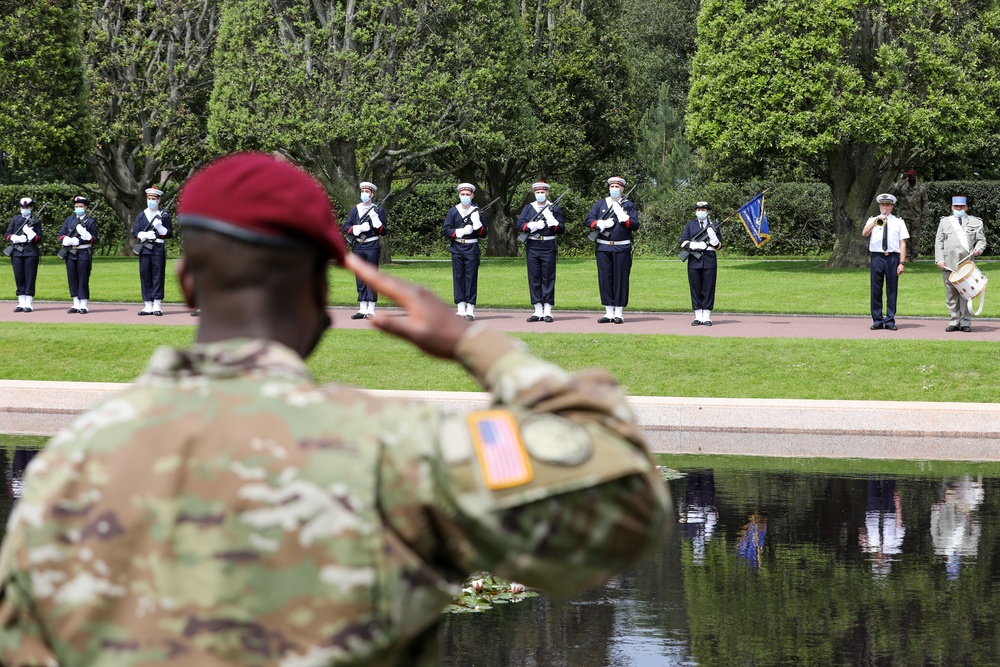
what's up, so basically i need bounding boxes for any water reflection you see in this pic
[442,467,1000,666]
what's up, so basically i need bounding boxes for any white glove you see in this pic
[78,227,92,241]
[10,234,27,243]
[528,220,545,232]
[707,228,719,245]
[470,211,482,230]
[70,237,80,246]
[62,236,74,246]
[611,202,629,223]
[463,223,474,235]
[454,226,467,239]
[543,209,558,227]
[144,231,157,241]
[24,227,37,241]
[351,225,362,236]
[598,219,615,231]
[153,221,167,235]
[370,212,383,229]
[689,241,707,251]
[358,221,371,233]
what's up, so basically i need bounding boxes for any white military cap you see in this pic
[359,181,377,192]
[876,193,897,205]
[607,176,626,187]
[532,181,550,190]
[19,197,33,206]
[456,182,476,193]
[145,188,164,197]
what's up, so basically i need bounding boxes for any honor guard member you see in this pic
[679,201,722,326]
[935,195,987,332]
[586,176,639,323]
[58,195,99,314]
[443,182,488,320]
[517,180,564,322]
[891,170,928,260]
[0,152,671,667]
[342,181,386,319]
[862,193,909,330]
[5,197,42,313]
[132,187,173,316]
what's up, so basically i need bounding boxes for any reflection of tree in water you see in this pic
[0,448,40,545]
[931,475,984,580]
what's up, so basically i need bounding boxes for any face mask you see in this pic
[954,209,967,218]
[20,209,31,218]
[609,187,621,198]
[460,195,472,206]
[695,210,709,221]
[535,192,547,203]
[147,200,158,210]
[360,192,371,203]
[74,207,85,216]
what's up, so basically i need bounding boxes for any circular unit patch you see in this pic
[521,415,592,466]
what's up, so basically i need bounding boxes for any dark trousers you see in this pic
[870,252,900,324]
[66,252,93,299]
[687,264,717,310]
[138,250,166,301]
[526,243,557,305]
[451,246,480,304]
[11,254,39,296]
[352,242,380,302]
[596,249,632,307]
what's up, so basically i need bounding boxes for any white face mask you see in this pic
[609,187,622,198]
[460,195,472,206]
[695,210,709,221]
[147,200,159,210]
[535,192,547,203]
[360,192,371,203]
[954,208,967,219]
[74,207,86,216]
[20,209,31,218]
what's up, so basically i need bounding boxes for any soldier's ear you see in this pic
[176,257,197,309]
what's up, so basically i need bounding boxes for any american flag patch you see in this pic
[468,411,533,490]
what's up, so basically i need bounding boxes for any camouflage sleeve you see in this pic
[378,325,671,594]
[0,522,60,666]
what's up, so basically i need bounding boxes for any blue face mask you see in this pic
[147,200,159,210]
[954,209,967,219]
[20,209,31,218]
[460,195,472,206]
[695,210,709,221]
[360,192,371,203]
[74,207,85,216]
[535,192,547,203]
[609,187,622,198]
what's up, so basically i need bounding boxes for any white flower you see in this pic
[510,582,525,594]
[471,578,484,592]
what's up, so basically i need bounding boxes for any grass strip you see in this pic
[1,257,992,317]
[1,323,997,403]
[660,453,1000,477]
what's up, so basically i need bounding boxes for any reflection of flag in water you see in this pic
[736,513,767,569]
[737,193,771,248]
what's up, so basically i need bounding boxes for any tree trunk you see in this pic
[289,139,359,219]
[84,145,145,256]
[824,143,898,268]
[483,160,520,257]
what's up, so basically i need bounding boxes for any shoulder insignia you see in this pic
[521,415,593,466]
[468,411,533,490]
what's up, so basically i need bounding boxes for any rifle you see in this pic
[517,189,569,243]
[587,184,638,242]
[132,211,164,255]
[677,217,720,262]
[4,203,48,257]
[346,191,393,245]
[57,202,101,260]
[453,196,501,234]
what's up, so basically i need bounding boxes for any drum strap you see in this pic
[950,217,970,252]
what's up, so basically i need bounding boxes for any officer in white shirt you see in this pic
[862,193,909,331]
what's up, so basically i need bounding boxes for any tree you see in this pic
[687,0,1000,267]
[81,0,218,235]
[637,82,692,188]
[0,0,92,168]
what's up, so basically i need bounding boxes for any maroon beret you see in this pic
[905,169,917,178]
[176,153,345,264]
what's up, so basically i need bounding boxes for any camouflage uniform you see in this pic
[891,180,928,259]
[0,327,670,666]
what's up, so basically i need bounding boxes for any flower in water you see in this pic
[510,582,525,594]
[471,579,484,593]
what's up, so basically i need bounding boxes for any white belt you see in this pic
[596,239,630,246]
[154,238,165,244]
[76,244,92,249]
[528,234,556,241]
[357,236,380,243]
[455,238,479,244]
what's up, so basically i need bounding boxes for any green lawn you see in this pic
[1,323,998,403]
[1,256,988,317]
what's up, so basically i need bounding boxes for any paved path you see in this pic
[3,300,999,341]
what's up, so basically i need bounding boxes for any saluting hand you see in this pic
[345,255,471,360]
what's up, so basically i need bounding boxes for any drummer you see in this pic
[862,193,909,331]
[935,196,987,332]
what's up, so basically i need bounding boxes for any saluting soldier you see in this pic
[679,201,722,326]
[935,195,987,332]
[585,176,639,323]
[58,195,99,314]
[517,180,564,322]
[5,197,42,313]
[132,187,173,316]
[443,182,488,320]
[342,181,386,319]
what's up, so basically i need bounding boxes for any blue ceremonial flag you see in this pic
[737,193,771,248]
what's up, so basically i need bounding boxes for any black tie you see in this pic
[881,220,888,252]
